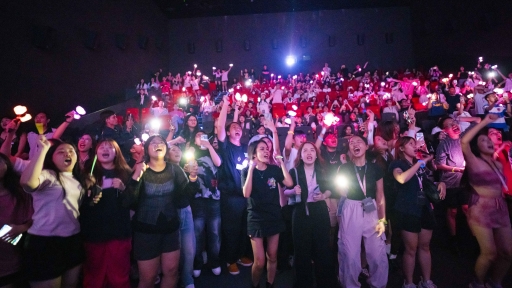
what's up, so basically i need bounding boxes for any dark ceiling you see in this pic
[153,0,411,19]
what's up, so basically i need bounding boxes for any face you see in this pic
[35,113,49,125]
[254,142,270,163]
[488,128,502,146]
[261,137,273,152]
[78,135,93,152]
[148,137,167,159]
[487,94,497,103]
[294,134,306,147]
[1,118,11,129]
[324,134,338,148]
[52,143,77,172]
[349,136,367,158]
[350,113,357,121]
[301,143,317,165]
[227,123,242,140]
[477,134,495,156]
[257,126,266,135]
[96,142,116,164]
[374,135,388,151]
[187,116,198,128]
[449,87,456,95]
[168,145,182,163]
[345,126,353,135]
[443,118,461,137]
[212,137,219,149]
[401,139,417,158]
[106,114,118,126]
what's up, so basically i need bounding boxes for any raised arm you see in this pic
[216,95,230,142]
[284,118,296,157]
[315,124,327,150]
[1,120,20,164]
[20,135,50,191]
[461,114,497,161]
[52,111,75,140]
[243,165,255,198]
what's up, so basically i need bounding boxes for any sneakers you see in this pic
[227,263,240,275]
[418,279,437,288]
[193,269,201,278]
[237,257,253,267]
[211,266,221,276]
[402,282,417,288]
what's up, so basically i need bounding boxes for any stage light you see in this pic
[285,56,296,67]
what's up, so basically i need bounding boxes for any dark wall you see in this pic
[410,0,512,72]
[0,0,169,120]
[168,7,413,78]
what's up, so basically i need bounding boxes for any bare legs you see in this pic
[250,234,280,287]
[401,229,433,285]
[137,250,180,288]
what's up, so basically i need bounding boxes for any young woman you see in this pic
[169,114,200,147]
[184,131,223,278]
[0,153,33,287]
[461,115,512,288]
[124,135,198,288]
[20,136,99,287]
[390,137,446,288]
[77,133,96,170]
[337,135,388,288]
[242,140,293,288]
[257,93,272,116]
[80,139,132,288]
[284,141,337,288]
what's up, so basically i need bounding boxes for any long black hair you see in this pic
[43,140,83,197]
[143,134,169,163]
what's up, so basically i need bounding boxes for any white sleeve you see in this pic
[13,158,30,175]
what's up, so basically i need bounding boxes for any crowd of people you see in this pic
[1,58,512,288]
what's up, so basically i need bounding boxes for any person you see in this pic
[169,144,198,288]
[151,101,169,117]
[242,140,293,288]
[27,112,55,160]
[0,117,27,159]
[283,119,307,171]
[458,114,512,288]
[20,136,100,287]
[80,139,132,288]
[0,153,33,287]
[215,95,252,275]
[390,137,446,288]
[221,66,232,92]
[336,135,388,288]
[184,131,223,279]
[427,92,447,120]
[483,93,511,132]
[382,99,399,120]
[434,116,467,255]
[77,133,96,170]
[284,141,337,288]
[123,135,198,288]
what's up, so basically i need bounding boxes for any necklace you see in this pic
[326,150,337,161]
[256,169,265,179]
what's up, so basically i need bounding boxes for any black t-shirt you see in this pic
[337,162,383,200]
[459,71,469,79]
[242,165,284,229]
[80,169,131,242]
[388,160,428,216]
[444,93,460,114]
[217,139,248,196]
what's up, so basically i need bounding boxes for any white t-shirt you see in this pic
[14,157,30,174]
[504,78,512,92]
[221,71,229,82]
[474,92,489,115]
[453,111,472,132]
[26,170,83,237]
[191,79,200,90]
[283,147,298,171]
[272,88,284,104]
[27,129,56,160]
[258,100,270,115]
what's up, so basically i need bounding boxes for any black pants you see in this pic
[292,202,337,288]
[220,194,250,264]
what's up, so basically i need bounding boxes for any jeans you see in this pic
[179,206,196,287]
[191,198,221,269]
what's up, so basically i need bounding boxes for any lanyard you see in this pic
[353,163,367,196]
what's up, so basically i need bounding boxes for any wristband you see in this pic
[318,136,324,141]
[287,131,294,135]
[451,167,456,172]
[321,127,327,134]
[378,218,388,225]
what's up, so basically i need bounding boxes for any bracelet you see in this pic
[287,131,294,135]
[189,175,198,181]
[451,167,456,172]
[378,218,388,225]
[318,136,324,141]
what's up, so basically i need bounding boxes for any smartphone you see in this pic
[0,225,22,245]
[200,134,208,149]
[416,132,424,142]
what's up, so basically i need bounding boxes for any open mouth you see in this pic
[155,148,163,152]
[353,147,361,154]
[79,144,86,149]
[101,153,109,158]
[64,158,72,165]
